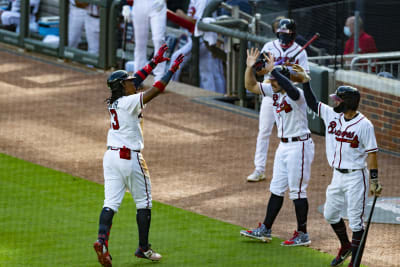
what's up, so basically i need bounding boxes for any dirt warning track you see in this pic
[0,47,398,267]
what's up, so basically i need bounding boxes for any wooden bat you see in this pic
[353,195,378,267]
[166,9,195,33]
[275,33,320,65]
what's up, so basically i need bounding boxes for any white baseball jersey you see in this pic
[106,93,144,151]
[258,82,314,200]
[318,102,378,232]
[261,40,310,74]
[259,83,311,138]
[318,102,378,169]
[251,40,310,173]
[103,92,152,212]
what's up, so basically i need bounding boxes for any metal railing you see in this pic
[308,51,400,79]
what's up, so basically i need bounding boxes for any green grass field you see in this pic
[0,153,357,267]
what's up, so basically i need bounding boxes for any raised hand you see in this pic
[290,64,311,83]
[264,52,275,74]
[169,53,184,73]
[246,47,260,68]
[152,43,170,64]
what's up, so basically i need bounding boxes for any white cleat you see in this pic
[247,170,266,182]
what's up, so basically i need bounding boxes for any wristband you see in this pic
[273,65,283,72]
[132,61,156,87]
[153,80,166,92]
[370,169,378,179]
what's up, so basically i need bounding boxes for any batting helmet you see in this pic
[107,70,131,92]
[276,19,296,48]
[330,85,361,113]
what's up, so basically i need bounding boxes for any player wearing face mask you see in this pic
[245,18,310,183]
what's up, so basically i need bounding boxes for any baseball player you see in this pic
[93,44,184,266]
[68,0,100,55]
[167,0,226,94]
[302,83,382,267]
[240,48,314,246]
[132,0,167,81]
[0,0,40,32]
[247,18,309,182]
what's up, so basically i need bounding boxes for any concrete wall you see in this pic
[335,70,400,154]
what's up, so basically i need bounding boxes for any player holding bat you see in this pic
[246,18,312,182]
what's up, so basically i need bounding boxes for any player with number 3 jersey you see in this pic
[93,44,183,267]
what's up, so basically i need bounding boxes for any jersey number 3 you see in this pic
[109,109,120,130]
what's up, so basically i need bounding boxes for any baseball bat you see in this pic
[274,33,320,65]
[166,9,195,33]
[353,195,378,267]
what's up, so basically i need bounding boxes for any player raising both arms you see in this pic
[93,44,183,267]
[247,18,310,182]
[302,81,382,267]
[240,48,314,246]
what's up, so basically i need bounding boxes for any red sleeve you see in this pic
[344,40,352,54]
[365,36,378,53]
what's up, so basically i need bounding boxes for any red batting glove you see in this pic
[152,43,170,64]
[169,54,184,73]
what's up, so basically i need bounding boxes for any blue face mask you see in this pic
[343,26,351,37]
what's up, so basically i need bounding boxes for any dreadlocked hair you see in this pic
[105,87,125,105]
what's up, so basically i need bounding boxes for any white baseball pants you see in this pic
[324,168,369,232]
[132,0,166,81]
[68,4,86,48]
[103,150,152,212]
[270,138,314,200]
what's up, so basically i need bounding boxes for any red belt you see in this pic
[281,133,311,143]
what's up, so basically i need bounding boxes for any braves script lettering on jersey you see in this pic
[248,39,310,181]
[318,102,378,232]
[318,102,378,169]
[259,83,311,139]
[258,82,314,199]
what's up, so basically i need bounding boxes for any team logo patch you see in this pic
[273,94,293,113]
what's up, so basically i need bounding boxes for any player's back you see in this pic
[106,93,144,151]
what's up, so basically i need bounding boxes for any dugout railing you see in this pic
[0,0,112,69]
[308,51,400,79]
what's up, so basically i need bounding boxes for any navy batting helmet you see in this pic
[276,19,296,48]
[276,18,296,35]
[330,85,361,113]
[107,70,132,91]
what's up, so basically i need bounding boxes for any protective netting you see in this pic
[253,0,400,55]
